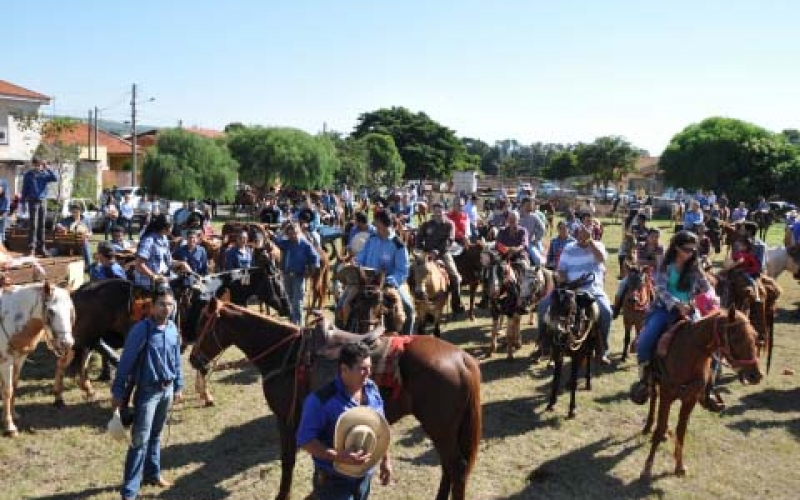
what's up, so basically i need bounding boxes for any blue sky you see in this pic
[6,0,799,154]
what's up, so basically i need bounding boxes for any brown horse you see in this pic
[542,273,601,418]
[640,307,762,479]
[300,227,330,311]
[189,299,482,500]
[620,264,653,362]
[712,268,781,372]
[453,241,485,321]
[410,250,450,337]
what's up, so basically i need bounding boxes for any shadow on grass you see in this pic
[505,436,665,499]
[725,387,800,440]
[35,486,119,500]
[160,414,281,500]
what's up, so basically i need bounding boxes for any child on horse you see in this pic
[729,237,762,302]
[630,230,711,405]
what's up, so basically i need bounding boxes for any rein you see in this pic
[711,314,759,369]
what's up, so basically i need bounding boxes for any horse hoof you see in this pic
[84,392,96,402]
[642,426,652,435]
[545,405,555,412]
[505,354,514,361]
[204,399,216,408]
[585,383,592,391]
[675,466,688,477]
[4,429,19,438]
[53,398,66,409]
[567,411,576,419]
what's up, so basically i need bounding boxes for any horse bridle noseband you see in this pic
[711,314,758,369]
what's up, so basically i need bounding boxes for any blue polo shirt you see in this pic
[223,246,253,271]
[296,376,384,476]
[133,233,173,288]
[274,237,320,275]
[21,168,58,200]
[174,244,209,275]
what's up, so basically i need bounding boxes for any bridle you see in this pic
[711,313,759,369]
[191,300,302,373]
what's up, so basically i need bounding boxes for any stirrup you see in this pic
[630,380,650,405]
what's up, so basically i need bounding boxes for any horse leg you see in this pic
[53,349,74,407]
[642,393,672,479]
[545,352,562,412]
[622,319,631,363]
[643,385,657,434]
[274,418,298,500]
[77,350,96,401]
[195,370,214,407]
[489,315,500,354]
[468,282,476,322]
[673,398,697,477]
[2,361,19,437]
[584,348,592,391]
[567,354,580,419]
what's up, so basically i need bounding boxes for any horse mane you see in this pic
[216,300,299,330]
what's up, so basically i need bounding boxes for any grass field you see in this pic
[1,217,798,500]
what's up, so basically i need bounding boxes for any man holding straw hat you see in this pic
[297,342,392,499]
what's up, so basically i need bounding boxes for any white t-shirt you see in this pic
[557,241,608,296]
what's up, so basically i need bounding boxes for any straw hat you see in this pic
[333,407,391,478]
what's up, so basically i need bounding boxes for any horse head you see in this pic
[626,264,647,291]
[717,306,763,385]
[411,250,431,300]
[42,283,75,357]
[189,297,229,375]
[546,287,579,337]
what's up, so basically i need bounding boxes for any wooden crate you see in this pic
[4,228,84,256]
[4,256,85,289]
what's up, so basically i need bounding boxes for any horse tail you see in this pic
[458,352,482,477]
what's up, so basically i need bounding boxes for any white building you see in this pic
[0,79,51,195]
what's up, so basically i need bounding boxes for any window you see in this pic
[0,125,8,145]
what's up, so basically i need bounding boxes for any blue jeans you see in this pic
[313,468,372,500]
[284,273,306,325]
[636,305,680,364]
[395,286,414,335]
[122,384,174,499]
[537,290,613,355]
[0,213,6,244]
[27,199,46,251]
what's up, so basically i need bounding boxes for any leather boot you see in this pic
[629,362,650,405]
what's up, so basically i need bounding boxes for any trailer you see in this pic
[451,170,479,194]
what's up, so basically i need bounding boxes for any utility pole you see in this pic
[87,109,93,160]
[131,83,137,185]
[93,106,99,161]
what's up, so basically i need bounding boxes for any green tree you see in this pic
[660,117,796,202]
[577,136,640,191]
[353,107,468,180]
[781,128,800,147]
[227,126,338,190]
[142,128,237,200]
[543,149,581,180]
[325,131,368,187]
[37,117,82,202]
[362,133,405,187]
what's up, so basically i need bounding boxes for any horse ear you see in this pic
[43,280,53,298]
[727,304,737,322]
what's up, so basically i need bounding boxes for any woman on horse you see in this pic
[630,230,711,404]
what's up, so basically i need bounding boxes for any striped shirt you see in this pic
[556,241,608,295]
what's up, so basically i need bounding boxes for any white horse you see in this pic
[765,246,800,279]
[1,282,75,436]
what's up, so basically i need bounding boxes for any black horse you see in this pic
[543,274,601,418]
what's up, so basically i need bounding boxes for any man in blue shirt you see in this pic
[111,288,183,500]
[223,230,253,271]
[89,241,127,281]
[21,157,57,256]
[346,212,375,255]
[354,210,414,334]
[273,222,320,325]
[173,229,209,277]
[297,342,392,500]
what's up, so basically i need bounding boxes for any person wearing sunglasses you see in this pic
[630,230,711,405]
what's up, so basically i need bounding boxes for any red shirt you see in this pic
[447,211,469,240]
[732,250,760,276]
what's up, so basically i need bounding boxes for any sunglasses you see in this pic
[678,245,697,253]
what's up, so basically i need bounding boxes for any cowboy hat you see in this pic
[333,407,391,478]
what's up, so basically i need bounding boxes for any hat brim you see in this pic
[333,407,391,478]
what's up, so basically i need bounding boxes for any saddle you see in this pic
[655,318,689,358]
